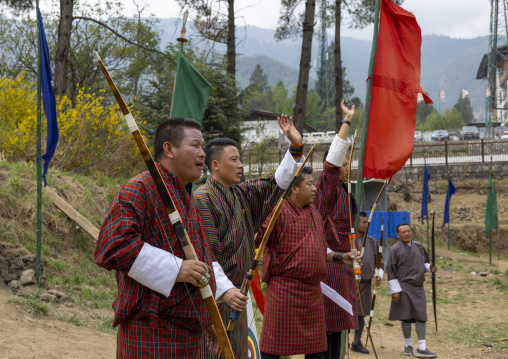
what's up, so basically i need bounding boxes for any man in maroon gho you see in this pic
[95,118,220,358]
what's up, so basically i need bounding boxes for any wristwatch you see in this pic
[333,252,343,263]
[341,120,351,126]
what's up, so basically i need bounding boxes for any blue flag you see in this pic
[37,9,59,186]
[442,178,456,227]
[421,164,431,224]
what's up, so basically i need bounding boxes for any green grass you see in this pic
[491,277,508,292]
[96,316,116,334]
[8,290,51,316]
[57,312,85,327]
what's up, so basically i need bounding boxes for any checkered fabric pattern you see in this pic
[95,163,215,358]
[194,175,283,358]
[314,160,359,331]
[256,199,328,356]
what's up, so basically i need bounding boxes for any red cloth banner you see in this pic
[250,267,265,316]
[363,0,432,180]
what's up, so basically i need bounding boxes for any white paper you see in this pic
[320,281,354,316]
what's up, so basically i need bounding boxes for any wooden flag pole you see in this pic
[354,0,382,227]
[35,0,43,286]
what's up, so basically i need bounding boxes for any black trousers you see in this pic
[324,331,342,359]
[261,351,326,359]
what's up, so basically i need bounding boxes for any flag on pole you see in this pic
[442,178,456,227]
[421,164,431,224]
[37,9,59,186]
[362,0,433,180]
[461,89,469,99]
[440,90,446,100]
[171,52,211,122]
[485,172,498,232]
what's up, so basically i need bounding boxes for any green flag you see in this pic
[171,52,211,122]
[485,172,498,231]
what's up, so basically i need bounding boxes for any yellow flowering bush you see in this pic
[0,73,144,176]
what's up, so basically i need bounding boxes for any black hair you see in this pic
[396,223,411,233]
[204,137,238,172]
[359,211,367,218]
[153,118,202,161]
[294,166,313,187]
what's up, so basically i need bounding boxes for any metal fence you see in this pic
[242,139,508,177]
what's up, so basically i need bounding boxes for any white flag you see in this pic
[417,93,424,102]
[321,282,354,316]
[462,89,469,99]
[439,90,446,100]
[246,292,261,358]
[486,87,492,97]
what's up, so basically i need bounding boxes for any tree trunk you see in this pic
[54,0,74,97]
[294,0,316,135]
[334,0,343,133]
[226,0,236,79]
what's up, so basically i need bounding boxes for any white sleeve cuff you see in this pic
[378,268,385,280]
[326,136,350,167]
[213,261,236,302]
[388,279,402,294]
[275,150,305,189]
[128,242,183,297]
[424,263,431,272]
[327,248,333,254]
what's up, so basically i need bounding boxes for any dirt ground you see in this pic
[0,284,116,358]
[2,245,507,359]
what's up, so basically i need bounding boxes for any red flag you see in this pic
[250,267,265,315]
[363,0,432,180]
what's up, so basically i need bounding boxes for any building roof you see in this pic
[476,45,508,79]
[246,109,318,132]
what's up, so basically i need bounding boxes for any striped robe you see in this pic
[314,160,359,331]
[95,163,215,359]
[387,240,430,322]
[194,175,283,358]
[257,199,328,356]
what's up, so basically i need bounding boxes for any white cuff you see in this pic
[275,150,305,189]
[213,261,236,302]
[424,263,431,272]
[327,248,333,254]
[388,279,402,294]
[379,268,385,280]
[326,136,350,167]
[128,242,183,297]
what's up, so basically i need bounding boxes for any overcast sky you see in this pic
[122,0,491,40]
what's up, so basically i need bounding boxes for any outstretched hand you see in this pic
[340,99,355,121]
[278,114,302,145]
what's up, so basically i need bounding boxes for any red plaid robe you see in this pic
[314,160,359,331]
[257,199,328,356]
[95,163,216,358]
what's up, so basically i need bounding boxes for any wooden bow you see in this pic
[347,130,378,359]
[431,211,438,332]
[93,51,234,358]
[365,218,384,349]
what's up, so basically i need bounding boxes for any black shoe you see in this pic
[351,342,370,354]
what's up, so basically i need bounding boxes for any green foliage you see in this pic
[8,290,51,316]
[96,316,116,334]
[418,108,465,131]
[453,93,475,123]
[416,101,436,125]
[248,64,270,93]
[57,312,85,327]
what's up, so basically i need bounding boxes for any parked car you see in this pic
[461,126,480,140]
[431,130,449,141]
[302,133,311,143]
[414,131,423,142]
[326,131,336,143]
